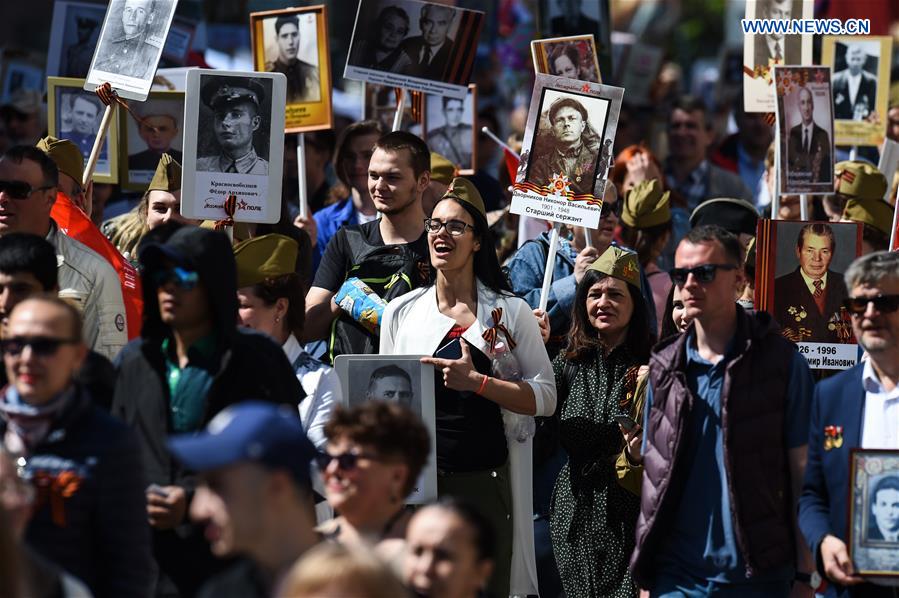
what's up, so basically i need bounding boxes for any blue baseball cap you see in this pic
[168,401,315,486]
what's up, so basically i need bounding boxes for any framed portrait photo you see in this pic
[822,35,893,148]
[849,449,899,577]
[84,0,180,101]
[344,0,485,100]
[161,18,196,66]
[774,65,835,195]
[424,85,476,174]
[118,89,184,190]
[742,0,813,113]
[46,1,107,79]
[333,354,437,504]
[362,83,424,135]
[510,73,623,229]
[47,76,119,184]
[755,218,862,370]
[0,62,44,104]
[531,35,601,83]
[250,5,333,133]
[538,0,612,80]
[180,69,286,224]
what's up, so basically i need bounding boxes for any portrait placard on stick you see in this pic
[47,1,106,79]
[363,83,423,134]
[118,89,184,190]
[742,0,813,113]
[755,219,862,370]
[822,36,893,148]
[849,449,899,577]
[333,354,437,504]
[180,69,286,224]
[84,0,179,101]
[344,0,484,100]
[424,85,476,174]
[250,5,333,133]
[531,35,601,83]
[510,73,623,229]
[774,65,835,195]
[538,0,612,80]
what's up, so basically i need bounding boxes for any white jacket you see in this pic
[48,220,128,361]
[380,281,555,596]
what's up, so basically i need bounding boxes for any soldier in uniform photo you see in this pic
[93,0,159,79]
[427,97,472,167]
[128,103,182,172]
[528,95,600,196]
[65,16,100,77]
[65,94,106,163]
[265,14,320,104]
[773,222,851,344]
[867,476,899,543]
[787,86,832,183]
[196,77,269,175]
[832,44,878,121]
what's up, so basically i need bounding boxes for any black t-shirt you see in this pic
[312,218,429,292]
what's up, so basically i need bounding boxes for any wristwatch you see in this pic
[795,571,824,590]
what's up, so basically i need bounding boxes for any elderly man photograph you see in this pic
[528,96,600,196]
[787,87,832,184]
[832,44,878,121]
[799,251,899,594]
[397,4,456,80]
[196,77,269,175]
[428,97,472,167]
[753,0,800,66]
[773,223,850,344]
[265,14,320,104]
[94,0,159,79]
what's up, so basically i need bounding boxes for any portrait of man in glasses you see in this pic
[773,222,852,344]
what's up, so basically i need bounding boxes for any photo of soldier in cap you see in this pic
[526,89,609,197]
[261,12,320,104]
[92,0,174,80]
[196,76,272,175]
[46,2,106,78]
[124,93,184,186]
[65,15,101,77]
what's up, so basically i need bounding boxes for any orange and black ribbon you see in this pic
[482,307,516,353]
[32,469,83,527]
[96,81,163,135]
[214,194,238,234]
[393,88,424,124]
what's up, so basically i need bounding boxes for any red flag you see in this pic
[51,192,143,339]
[503,147,519,184]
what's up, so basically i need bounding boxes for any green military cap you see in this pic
[621,179,671,228]
[842,197,894,236]
[201,77,266,111]
[36,135,83,183]
[442,176,486,218]
[430,152,456,185]
[233,234,299,289]
[835,160,887,201]
[689,197,759,237]
[588,245,641,289]
[148,153,182,193]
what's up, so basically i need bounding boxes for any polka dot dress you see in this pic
[550,347,641,598]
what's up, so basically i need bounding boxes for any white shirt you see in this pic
[283,334,341,449]
[846,71,861,106]
[861,359,899,449]
[799,269,827,296]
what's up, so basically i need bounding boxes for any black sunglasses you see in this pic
[314,450,381,471]
[669,263,738,286]
[0,179,54,200]
[842,294,899,315]
[0,335,80,357]
[600,200,622,219]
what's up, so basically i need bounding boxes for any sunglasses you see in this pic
[0,335,80,357]
[600,200,622,219]
[424,218,475,236]
[668,263,738,286]
[153,267,199,291]
[842,294,899,315]
[314,450,380,472]
[0,179,54,200]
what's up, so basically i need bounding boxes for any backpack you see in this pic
[326,226,431,364]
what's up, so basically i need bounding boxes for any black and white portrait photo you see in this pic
[0,63,44,105]
[363,83,422,135]
[123,92,184,188]
[532,36,601,83]
[180,69,285,224]
[425,86,475,173]
[751,0,802,67]
[345,0,485,98]
[333,354,437,503]
[540,0,612,77]
[849,450,899,576]
[85,0,179,101]
[47,1,107,79]
[775,66,834,195]
[867,475,899,543]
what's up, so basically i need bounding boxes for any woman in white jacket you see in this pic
[380,178,556,598]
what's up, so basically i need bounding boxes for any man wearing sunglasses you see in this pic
[800,251,899,592]
[111,225,302,596]
[632,225,817,596]
[0,145,127,361]
[0,296,152,597]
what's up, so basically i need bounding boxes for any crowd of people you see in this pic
[2,7,899,598]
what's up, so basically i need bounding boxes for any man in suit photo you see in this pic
[787,86,832,183]
[867,475,899,542]
[833,44,878,121]
[753,0,801,66]
[799,251,899,591]
[397,4,456,80]
[773,222,850,344]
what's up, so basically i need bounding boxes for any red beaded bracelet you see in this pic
[477,374,489,395]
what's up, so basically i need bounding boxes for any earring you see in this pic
[275,316,281,323]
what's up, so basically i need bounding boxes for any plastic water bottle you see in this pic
[491,341,535,442]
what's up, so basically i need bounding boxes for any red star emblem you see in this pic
[581,83,590,93]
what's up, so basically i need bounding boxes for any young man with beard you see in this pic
[304,131,432,362]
